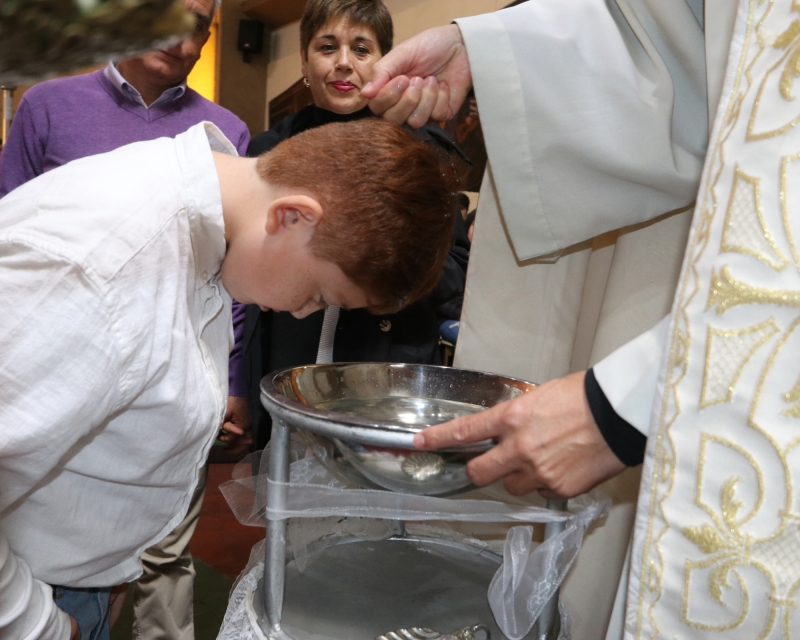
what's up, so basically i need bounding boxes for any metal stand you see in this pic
[259,424,565,640]
[262,419,290,636]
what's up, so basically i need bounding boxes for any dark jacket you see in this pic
[244,105,470,448]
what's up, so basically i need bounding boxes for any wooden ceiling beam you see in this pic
[241,0,306,29]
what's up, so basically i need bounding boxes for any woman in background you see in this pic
[243,0,470,449]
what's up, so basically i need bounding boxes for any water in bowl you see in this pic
[312,396,485,428]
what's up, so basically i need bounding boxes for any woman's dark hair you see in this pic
[300,0,393,56]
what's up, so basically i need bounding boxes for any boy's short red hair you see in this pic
[257,119,459,314]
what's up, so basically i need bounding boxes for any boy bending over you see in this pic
[0,119,457,640]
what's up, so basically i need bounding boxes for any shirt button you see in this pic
[379,320,391,332]
[201,270,209,280]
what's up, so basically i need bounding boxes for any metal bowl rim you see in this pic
[260,362,536,436]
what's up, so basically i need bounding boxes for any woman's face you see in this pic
[302,16,383,114]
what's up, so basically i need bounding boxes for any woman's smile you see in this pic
[331,81,356,92]
[301,16,382,114]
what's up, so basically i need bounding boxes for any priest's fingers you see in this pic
[382,76,427,125]
[503,470,545,497]
[414,400,511,450]
[465,436,537,489]
[536,444,626,499]
[368,75,412,119]
[363,25,467,98]
[418,370,630,498]
[430,81,451,124]
[406,76,441,129]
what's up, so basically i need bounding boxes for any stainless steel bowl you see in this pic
[260,363,536,495]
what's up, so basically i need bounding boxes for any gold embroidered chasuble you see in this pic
[628,0,800,636]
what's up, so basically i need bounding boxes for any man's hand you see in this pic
[108,584,128,628]
[414,371,626,498]
[362,24,472,128]
[69,615,80,640]
[218,395,253,454]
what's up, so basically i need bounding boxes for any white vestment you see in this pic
[452,0,738,637]
[627,0,800,636]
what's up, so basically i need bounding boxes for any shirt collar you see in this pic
[174,122,238,289]
[103,62,187,109]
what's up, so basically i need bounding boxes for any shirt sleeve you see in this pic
[592,315,671,435]
[0,96,48,198]
[0,532,71,640]
[0,241,123,635]
[455,0,707,260]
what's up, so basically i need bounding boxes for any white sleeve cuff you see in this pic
[593,316,670,435]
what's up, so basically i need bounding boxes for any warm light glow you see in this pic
[187,14,219,102]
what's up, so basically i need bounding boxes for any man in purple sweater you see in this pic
[0,0,251,638]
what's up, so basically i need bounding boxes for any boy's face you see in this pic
[221,195,372,318]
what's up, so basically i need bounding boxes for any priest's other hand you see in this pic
[413,371,626,498]
[362,24,472,128]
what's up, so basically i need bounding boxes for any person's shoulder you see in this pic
[8,136,188,270]
[247,126,286,156]
[182,89,248,132]
[247,107,310,156]
[20,69,102,104]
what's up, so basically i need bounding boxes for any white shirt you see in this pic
[103,61,186,109]
[0,122,236,639]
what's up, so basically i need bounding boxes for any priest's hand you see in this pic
[362,24,472,128]
[413,371,626,498]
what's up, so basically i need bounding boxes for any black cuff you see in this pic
[584,368,646,466]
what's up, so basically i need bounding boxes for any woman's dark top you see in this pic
[243,104,470,448]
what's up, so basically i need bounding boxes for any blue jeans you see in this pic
[52,585,111,640]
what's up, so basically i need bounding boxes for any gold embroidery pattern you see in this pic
[707,265,800,314]
[747,3,800,139]
[776,20,800,99]
[779,153,800,269]
[633,0,800,637]
[721,168,788,270]
[782,376,800,416]
[699,320,780,408]
[679,428,800,635]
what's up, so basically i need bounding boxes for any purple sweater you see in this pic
[0,69,251,395]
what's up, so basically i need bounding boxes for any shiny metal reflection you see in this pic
[263,363,535,444]
[401,452,445,480]
[375,624,491,640]
[260,363,537,495]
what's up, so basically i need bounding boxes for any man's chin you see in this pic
[141,53,185,79]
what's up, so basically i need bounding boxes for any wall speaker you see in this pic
[237,19,264,63]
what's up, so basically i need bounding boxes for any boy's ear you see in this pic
[265,195,324,235]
